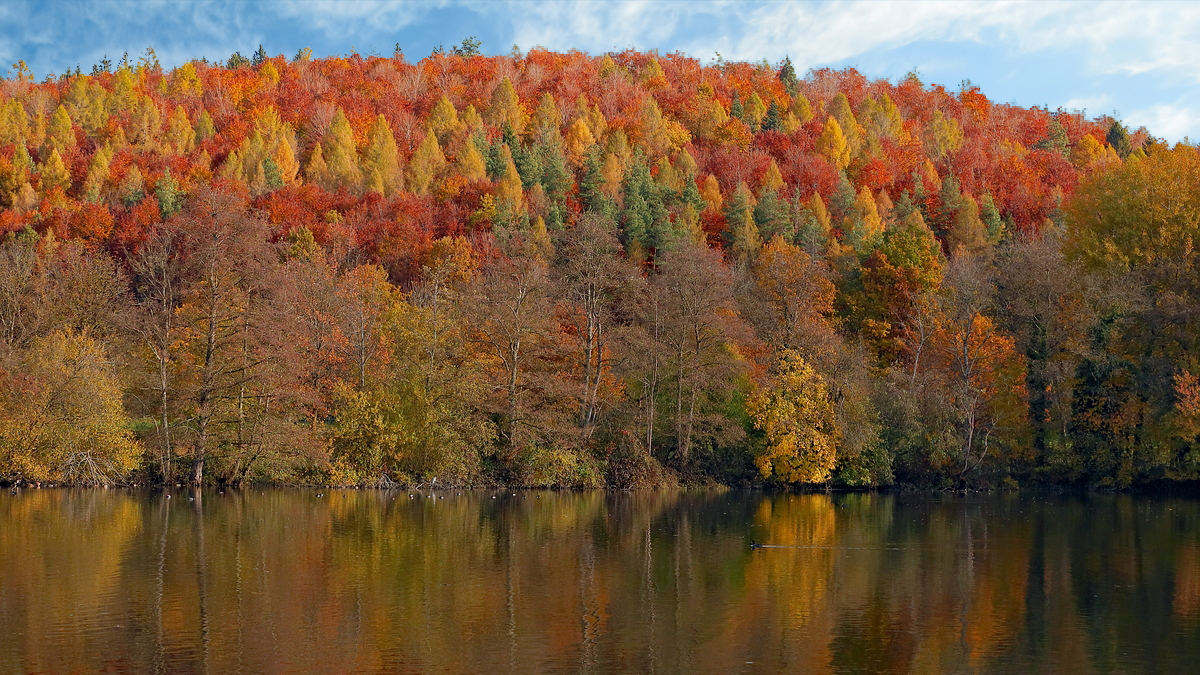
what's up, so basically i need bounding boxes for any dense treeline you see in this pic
[0,44,1193,488]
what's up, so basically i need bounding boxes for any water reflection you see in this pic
[0,490,1197,674]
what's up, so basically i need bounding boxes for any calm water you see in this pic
[1,489,1198,675]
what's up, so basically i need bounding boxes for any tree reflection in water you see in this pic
[0,490,1197,674]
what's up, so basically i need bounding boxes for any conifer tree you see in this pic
[407,128,446,196]
[828,93,862,156]
[488,77,525,135]
[165,105,195,155]
[361,114,403,195]
[323,108,362,190]
[427,95,460,143]
[762,100,781,132]
[39,148,71,194]
[194,110,215,142]
[778,57,798,97]
[761,159,784,194]
[272,137,299,185]
[47,105,75,157]
[816,116,851,169]
[564,117,595,166]
[700,174,722,212]
[305,142,329,186]
[456,140,487,182]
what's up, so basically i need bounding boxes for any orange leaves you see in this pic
[1174,370,1200,440]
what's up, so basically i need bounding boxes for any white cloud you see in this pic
[1126,104,1199,142]
[271,0,446,35]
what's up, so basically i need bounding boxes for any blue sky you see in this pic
[3,0,1198,141]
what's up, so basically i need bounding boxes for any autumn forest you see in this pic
[0,43,1196,490]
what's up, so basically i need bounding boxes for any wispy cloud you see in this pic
[1128,104,1200,142]
[1,0,1197,139]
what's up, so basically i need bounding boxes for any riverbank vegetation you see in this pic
[0,44,1196,489]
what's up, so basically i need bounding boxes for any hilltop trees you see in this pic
[0,45,1180,488]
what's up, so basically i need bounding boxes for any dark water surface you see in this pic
[1,489,1198,674]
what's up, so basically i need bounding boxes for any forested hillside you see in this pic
[0,44,1193,489]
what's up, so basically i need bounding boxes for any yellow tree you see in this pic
[845,185,884,252]
[761,159,784,194]
[455,141,486,182]
[828,93,862,156]
[322,108,362,190]
[816,116,851,169]
[748,350,839,484]
[272,136,299,185]
[488,76,525,135]
[427,95,460,144]
[361,114,403,196]
[39,148,71,195]
[407,128,446,196]
[305,142,328,186]
[563,117,595,166]
[46,105,76,158]
[0,330,140,485]
[164,105,195,155]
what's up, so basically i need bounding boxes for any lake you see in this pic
[1,489,1197,674]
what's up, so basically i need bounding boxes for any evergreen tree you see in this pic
[778,57,798,97]
[1106,120,1133,159]
[156,169,182,217]
[762,99,781,132]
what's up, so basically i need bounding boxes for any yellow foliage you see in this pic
[272,135,299,185]
[171,61,203,97]
[428,95,461,143]
[563,117,595,166]
[641,58,667,89]
[164,105,195,155]
[846,185,884,251]
[531,92,560,135]
[47,105,75,156]
[455,140,486,182]
[748,350,839,484]
[39,148,71,194]
[0,330,140,485]
[744,92,767,129]
[761,159,784,194]
[361,114,403,195]
[407,127,446,196]
[924,110,965,161]
[323,108,362,190]
[305,142,328,185]
[494,145,524,212]
[488,76,525,135]
[816,116,851,169]
[700,173,722,212]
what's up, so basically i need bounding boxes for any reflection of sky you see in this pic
[5,0,1198,141]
